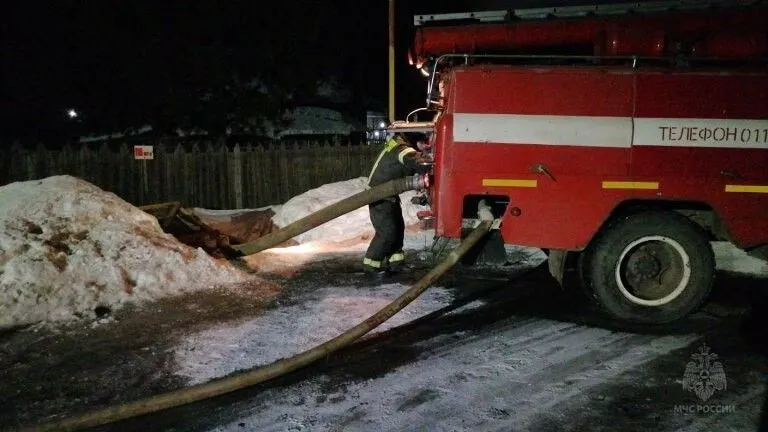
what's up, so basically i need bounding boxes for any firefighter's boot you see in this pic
[363,258,388,280]
[385,251,406,274]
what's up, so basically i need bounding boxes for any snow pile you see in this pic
[271,177,423,244]
[0,176,249,330]
[713,241,768,277]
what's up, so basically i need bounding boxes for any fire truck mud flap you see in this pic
[460,230,508,266]
[547,250,568,286]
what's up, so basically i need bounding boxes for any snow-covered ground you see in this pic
[170,191,767,431]
[176,237,763,387]
[175,176,768,366]
[174,283,462,385]
[201,317,699,432]
[169,240,764,431]
[0,176,249,330]
[712,241,768,277]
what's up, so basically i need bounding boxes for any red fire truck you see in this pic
[392,0,768,324]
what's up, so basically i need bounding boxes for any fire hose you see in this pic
[14,176,497,432]
[231,174,429,256]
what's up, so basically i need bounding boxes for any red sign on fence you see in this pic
[133,145,154,160]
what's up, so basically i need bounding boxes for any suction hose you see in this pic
[16,219,495,432]
[231,174,428,256]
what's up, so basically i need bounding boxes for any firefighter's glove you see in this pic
[413,154,433,174]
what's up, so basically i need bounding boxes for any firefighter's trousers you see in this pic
[363,197,405,271]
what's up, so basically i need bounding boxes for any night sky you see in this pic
[2,0,606,144]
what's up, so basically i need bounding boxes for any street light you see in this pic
[67,109,78,119]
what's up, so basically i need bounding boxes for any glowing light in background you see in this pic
[67,109,79,119]
[268,243,321,255]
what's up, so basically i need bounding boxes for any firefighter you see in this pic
[363,132,431,277]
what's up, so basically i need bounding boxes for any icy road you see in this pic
[173,251,767,432]
[1,242,767,432]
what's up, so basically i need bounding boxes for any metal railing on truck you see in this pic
[421,53,768,109]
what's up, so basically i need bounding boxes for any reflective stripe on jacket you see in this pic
[367,138,421,188]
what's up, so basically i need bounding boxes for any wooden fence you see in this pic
[0,139,383,209]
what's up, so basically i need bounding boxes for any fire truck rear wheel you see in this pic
[583,211,714,324]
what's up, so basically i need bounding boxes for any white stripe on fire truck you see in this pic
[454,114,768,149]
[454,114,632,147]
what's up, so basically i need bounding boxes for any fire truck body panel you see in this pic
[432,65,768,250]
[633,72,768,248]
[432,66,634,250]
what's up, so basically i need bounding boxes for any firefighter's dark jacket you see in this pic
[367,137,430,188]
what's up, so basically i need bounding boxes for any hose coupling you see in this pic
[408,173,430,191]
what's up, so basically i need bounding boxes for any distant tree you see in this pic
[5,0,361,142]
[145,0,347,137]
